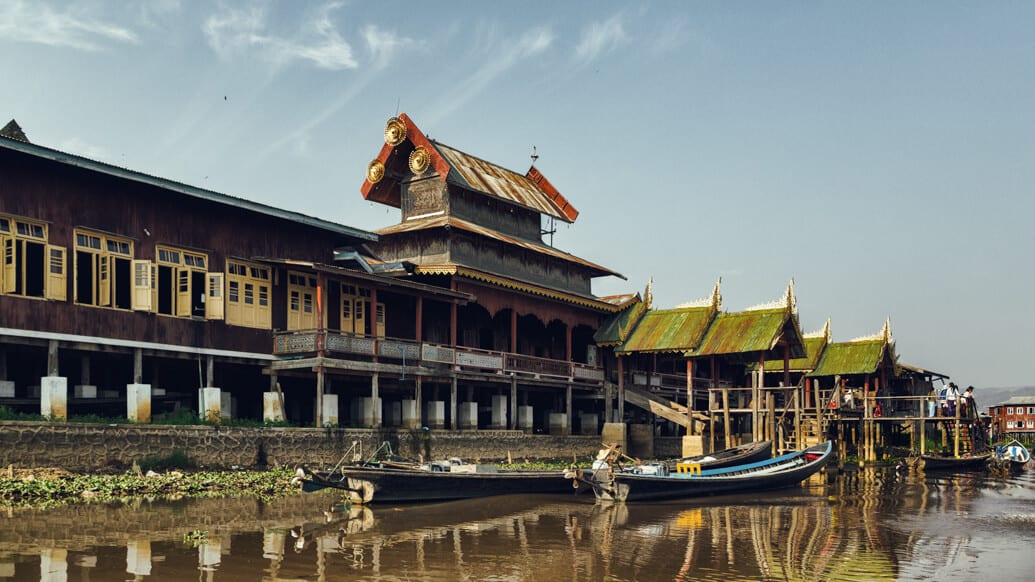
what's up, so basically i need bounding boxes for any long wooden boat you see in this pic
[665,440,772,471]
[295,463,579,504]
[994,440,1031,471]
[585,441,833,502]
[919,452,991,471]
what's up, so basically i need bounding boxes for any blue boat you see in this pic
[585,441,833,502]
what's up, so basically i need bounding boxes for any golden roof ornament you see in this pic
[644,277,654,309]
[409,146,430,174]
[367,160,385,184]
[384,116,407,146]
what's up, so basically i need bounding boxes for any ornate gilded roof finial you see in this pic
[644,277,654,310]
[823,318,831,342]
[711,277,722,310]
[786,278,797,314]
[882,317,892,343]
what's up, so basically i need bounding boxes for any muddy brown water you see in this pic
[1,467,1032,581]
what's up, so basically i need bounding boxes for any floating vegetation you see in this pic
[183,529,209,547]
[0,467,298,509]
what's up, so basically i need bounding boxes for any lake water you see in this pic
[1,467,1033,581]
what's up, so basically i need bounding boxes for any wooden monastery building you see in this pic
[0,116,952,461]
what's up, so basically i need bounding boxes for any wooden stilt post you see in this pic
[722,388,731,449]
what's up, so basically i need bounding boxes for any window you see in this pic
[286,271,317,331]
[1007,407,1014,415]
[1028,407,1035,415]
[1029,420,1034,429]
[1,214,57,299]
[155,245,208,317]
[225,260,270,329]
[74,229,133,309]
[338,282,385,337]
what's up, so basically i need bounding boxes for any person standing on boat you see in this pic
[963,386,976,419]
[927,386,938,417]
[945,383,960,417]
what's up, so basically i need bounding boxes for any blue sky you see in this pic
[2,1,1033,388]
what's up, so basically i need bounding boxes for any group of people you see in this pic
[928,382,977,419]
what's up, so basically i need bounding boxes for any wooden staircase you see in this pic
[622,385,709,430]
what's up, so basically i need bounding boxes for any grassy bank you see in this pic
[0,466,299,509]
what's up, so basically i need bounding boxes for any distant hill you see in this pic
[975,386,1035,410]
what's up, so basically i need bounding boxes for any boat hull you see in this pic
[593,442,832,502]
[667,440,772,471]
[919,453,991,471]
[302,466,578,503]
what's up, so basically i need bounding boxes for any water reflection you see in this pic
[1,468,1033,581]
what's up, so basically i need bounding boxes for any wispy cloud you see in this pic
[426,24,554,125]
[574,14,628,64]
[362,24,416,70]
[0,0,138,50]
[203,1,357,70]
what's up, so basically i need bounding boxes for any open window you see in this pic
[156,245,208,318]
[287,271,318,330]
[1,216,47,298]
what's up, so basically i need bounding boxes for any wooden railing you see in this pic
[273,329,604,383]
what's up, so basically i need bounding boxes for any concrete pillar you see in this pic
[263,529,286,560]
[199,387,221,422]
[549,413,568,436]
[74,384,97,399]
[40,376,67,420]
[518,405,534,432]
[127,383,151,423]
[491,394,508,429]
[389,401,402,426]
[355,397,381,428]
[264,392,285,422]
[40,548,68,582]
[425,400,445,429]
[402,399,420,429]
[126,539,152,577]
[220,391,233,420]
[458,402,478,430]
[198,536,221,570]
[579,413,599,436]
[566,382,573,435]
[602,422,627,450]
[414,376,423,427]
[321,393,338,427]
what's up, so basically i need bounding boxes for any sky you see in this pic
[1,1,1033,388]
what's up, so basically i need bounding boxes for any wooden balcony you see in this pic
[273,329,605,384]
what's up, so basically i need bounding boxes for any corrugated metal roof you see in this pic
[1,134,378,241]
[694,309,798,357]
[377,215,623,278]
[616,305,718,354]
[594,299,646,346]
[432,142,577,222]
[808,340,887,377]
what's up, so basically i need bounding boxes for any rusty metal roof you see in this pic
[411,265,621,311]
[433,142,578,222]
[594,299,646,346]
[361,113,578,223]
[616,304,718,355]
[693,308,805,358]
[377,214,623,278]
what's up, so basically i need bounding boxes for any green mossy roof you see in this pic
[694,308,800,357]
[616,305,717,354]
[808,340,887,377]
[754,334,828,372]
[594,300,646,346]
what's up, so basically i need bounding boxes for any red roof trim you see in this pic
[526,166,579,222]
[360,113,450,207]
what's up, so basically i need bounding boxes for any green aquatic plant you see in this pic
[183,529,209,546]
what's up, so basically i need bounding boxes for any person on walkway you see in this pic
[927,386,937,418]
[946,383,960,417]
[963,386,976,418]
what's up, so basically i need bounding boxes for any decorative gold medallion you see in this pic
[366,160,385,184]
[384,117,407,146]
[409,146,430,174]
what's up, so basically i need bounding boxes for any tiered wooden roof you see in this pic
[361,113,578,223]
[692,281,805,359]
[613,279,721,355]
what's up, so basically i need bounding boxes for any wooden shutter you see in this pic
[175,268,192,317]
[354,298,366,337]
[257,284,271,328]
[205,273,224,320]
[45,245,67,301]
[2,237,15,293]
[376,302,386,338]
[340,293,353,333]
[98,253,111,306]
[132,260,154,311]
